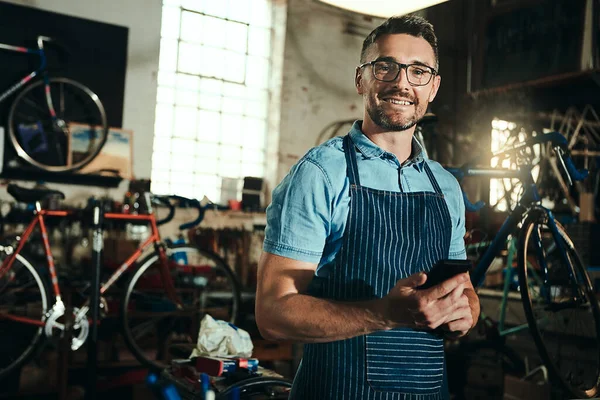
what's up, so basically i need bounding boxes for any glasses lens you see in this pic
[372,61,399,82]
[407,65,433,86]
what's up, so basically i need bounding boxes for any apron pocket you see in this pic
[365,329,444,394]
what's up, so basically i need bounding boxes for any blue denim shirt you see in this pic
[264,121,466,276]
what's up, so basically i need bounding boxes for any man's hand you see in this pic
[382,271,470,330]
[438,293,473,338]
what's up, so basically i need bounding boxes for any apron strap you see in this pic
[424,162,444,196]
[343,135,361,186]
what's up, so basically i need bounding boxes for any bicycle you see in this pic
[0,184,241,379]
[446,131,600,398]
[0,36,108,172]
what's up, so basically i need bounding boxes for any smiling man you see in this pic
[256,15,480,400]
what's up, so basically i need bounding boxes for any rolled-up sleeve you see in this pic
[448,177,467,260]
[263,154,333,263]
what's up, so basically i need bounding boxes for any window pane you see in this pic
[200,15,227,49]
[196,142,219,158]
[200,78,222,95]
[242,163,264,177]
[219,159,241,177]
[221,116,242,144]
[221,97,244,115]
[175,88,199,107]
[227,0,252,24]
[151,169,170,183]
[245,99,267,118]
[180,11,203,44]
[223,51,246,82]
[158,71,176,87]
[157,86,175,104]
[250,0,272,28]
[199,93,222,111]
[153,136,172,154]
[219,144,241,161]
[176,73,199,90]
[151,182,170,195]
[242,148,265,164]
[161,6,181,39]
[197,110,220,142]
[224,21,248,53]
[196,157,218,174]
[178,42,203,75]
[154,104,174,137]
[152,151,171,169]
[173,107,197,139]
[248,27,270,57]
[222,82,245,98]
[171,154,195,171]
[202,0,227,19]
[242,117,266,149]
[246,55,269,88]
[159,38,178,72]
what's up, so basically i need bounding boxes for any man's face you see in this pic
[356,34,441,132]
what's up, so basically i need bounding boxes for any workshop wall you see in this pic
[275,0,379,181]
[1,0,162,180]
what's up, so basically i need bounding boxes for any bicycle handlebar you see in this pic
[447,131,588,212]
[153,196,176,226]
[153,194,205,230]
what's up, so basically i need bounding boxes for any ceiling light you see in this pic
[317,0,450,18]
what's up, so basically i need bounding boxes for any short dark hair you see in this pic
[360,15,439,70]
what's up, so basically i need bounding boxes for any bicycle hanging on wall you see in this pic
[0,36,108,173]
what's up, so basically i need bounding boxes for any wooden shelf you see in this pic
[0,166,123,188]
[468,69,600,98]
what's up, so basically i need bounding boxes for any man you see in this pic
[256,15,480,400]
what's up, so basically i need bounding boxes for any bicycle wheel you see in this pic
[518,211,600,398]
[8,77,108,172]
[0,253,50,380]
[121,244,241,370]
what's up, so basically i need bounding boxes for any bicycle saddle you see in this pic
[7,184,65,204]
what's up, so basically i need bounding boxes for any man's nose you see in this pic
[391,66,411,89]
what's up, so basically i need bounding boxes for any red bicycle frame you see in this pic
[0,208,180,327]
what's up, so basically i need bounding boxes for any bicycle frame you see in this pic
[465,160,582,336]
[0,37,49,104]
[0,207,179,327]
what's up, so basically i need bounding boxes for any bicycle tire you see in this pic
[8,77,108,173]
[0,253,50,380]
[518,210,600,398]
[121,244,241,370]
[217,377,292,399]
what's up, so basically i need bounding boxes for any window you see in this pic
[151,0,274,202]
[489,118,541,211]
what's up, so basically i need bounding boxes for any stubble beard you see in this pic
[367,99,423,132]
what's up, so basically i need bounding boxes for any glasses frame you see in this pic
[358,60,438,86]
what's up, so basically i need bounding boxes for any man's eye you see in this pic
[413,68,425,76]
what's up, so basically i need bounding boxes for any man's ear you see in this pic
[355,67,364,95]
[428,74,441,103]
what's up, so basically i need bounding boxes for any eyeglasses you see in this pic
[358,60,437,86]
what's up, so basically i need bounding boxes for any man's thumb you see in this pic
[404,271,427,288]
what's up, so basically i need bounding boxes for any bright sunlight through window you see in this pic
[490,118,541,212]
[151,0,274,202]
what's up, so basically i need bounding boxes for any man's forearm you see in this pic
[257,293,393,343]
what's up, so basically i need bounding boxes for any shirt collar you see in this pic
[348,120,426,172]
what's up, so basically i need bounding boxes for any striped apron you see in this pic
[290,134,453,400]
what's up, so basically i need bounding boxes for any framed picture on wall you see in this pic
[68,123,133,179]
